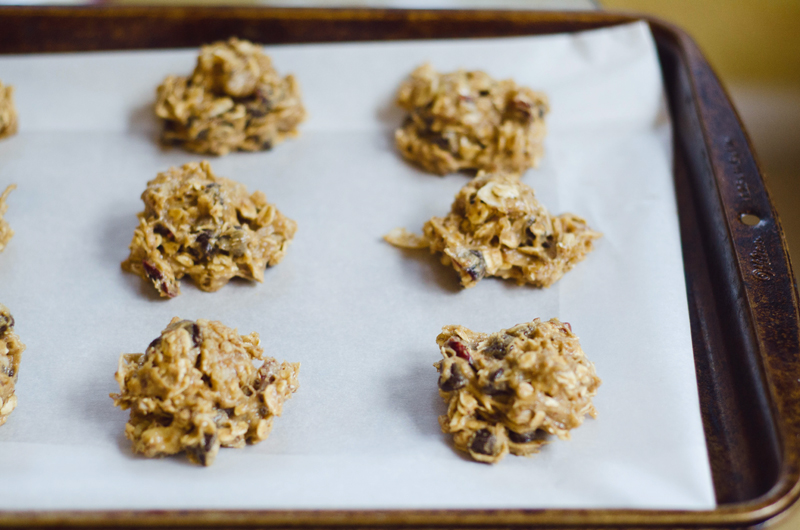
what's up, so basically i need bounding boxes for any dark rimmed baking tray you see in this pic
[0,7,797,529]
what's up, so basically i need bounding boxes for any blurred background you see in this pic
[603,0,800,271]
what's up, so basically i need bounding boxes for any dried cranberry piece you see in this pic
[159,281,176,297]
[447,338,472,363]
[142,260,163,282]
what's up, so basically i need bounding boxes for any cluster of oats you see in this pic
[0,185,16,253]
[385,171,600,288]
[0,81,17,140]
[395,64,548,175]
[122,161,296,298]
[111,317,300,466]
[435,318,600,464]
[0,305,25,427]
[155,37,306,156]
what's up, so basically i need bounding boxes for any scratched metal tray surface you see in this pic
[0,7,798,530]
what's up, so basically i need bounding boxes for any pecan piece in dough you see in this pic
[155,37,306,156]
[395,64,548,175]
[122,161,297,298]
[111,317,300,466]
[0,81,17,140]
[0,304,26,427]
[385,171,600,288]
[435,318,600,464]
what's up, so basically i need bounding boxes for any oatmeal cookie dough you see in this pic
[0,185,16,253]
[0,305,25,427]
[111,317,300,466]
[0,81,17,140]
[435,318,600,464]
[385,172,600,288]
[395,63,548,175]
[122,161,297,298]
[155,37,306,156]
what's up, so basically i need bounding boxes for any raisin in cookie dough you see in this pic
[0,305,25,427]
[435,318,600,464]
[155,37,306,156]
[0,185,16,253]
[395,64,549,175]
[385,172,600,288]
[111,317,300,466]
[122,161,297,298]
[0,81,17,140]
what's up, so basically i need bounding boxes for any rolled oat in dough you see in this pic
[435,318,600,464]
[395,63,548,175]
[155,37,306,156]
[385,172,600,288]
[111,317,300,466]
[122,161,296,298]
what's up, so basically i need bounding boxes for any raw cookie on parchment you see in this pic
[111,317,300,466]
[385,171,600,288]
[435,318,600,464]
[122,161,296,298]
[395,63,549,175]
[155,37,306,156]
[0,304,26,427]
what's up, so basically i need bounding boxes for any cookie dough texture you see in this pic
[0,81,17,140]
[111,317,300,466]
[122,161,296,298]
[0,305,25,427]
[385,172,600,288]
[155,37,306,156]
[0,185,16,253]
[395,64,549,175]
[435,318,600,464]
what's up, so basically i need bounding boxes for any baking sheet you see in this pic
[0,22,715,510]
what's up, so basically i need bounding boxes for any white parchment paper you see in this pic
[0,22,715,510]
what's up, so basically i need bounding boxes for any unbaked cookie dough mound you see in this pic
[0,81,17,140]
[0,304,26,427]
[122,161,297,298]
[155,37,306,156]
[435,318,600,464]
[0,185,16,253]
[385,172,600,288]
[395,63,548,175]
[111,317,300,466]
